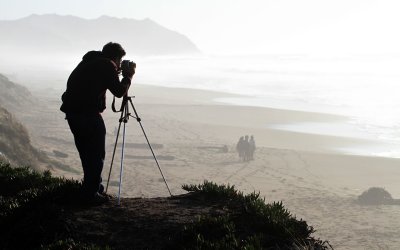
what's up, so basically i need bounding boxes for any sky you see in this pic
[1,0,400,55]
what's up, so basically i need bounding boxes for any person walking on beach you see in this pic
[243,135,251,161]
[249,135,256,160]
[236,136,245,161]
[60,42,135,204]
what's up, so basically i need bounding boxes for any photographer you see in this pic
[60,42,135,204]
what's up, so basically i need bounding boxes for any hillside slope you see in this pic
[0,74,35,113]
[0,105,46,169]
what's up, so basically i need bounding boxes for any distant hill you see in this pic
[0,14,200,56]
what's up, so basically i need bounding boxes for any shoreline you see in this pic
[129,83,396,158]
[31,83,398,159]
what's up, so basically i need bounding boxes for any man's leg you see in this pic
[67,113,106,198]
[85,114,106,196]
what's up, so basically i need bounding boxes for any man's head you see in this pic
[102,42,126,67]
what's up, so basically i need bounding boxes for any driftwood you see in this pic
[53,150,68,158]
[124,155,175,161]
[113,143,163,149]
[197,145,229,153]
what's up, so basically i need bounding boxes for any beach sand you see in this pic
[18,84,400,249]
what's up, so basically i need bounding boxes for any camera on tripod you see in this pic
[121,60,136,74]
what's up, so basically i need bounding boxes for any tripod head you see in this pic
[112,94,135,114]
[123,95,136,100]
[120,95,135,110]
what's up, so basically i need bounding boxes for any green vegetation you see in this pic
[0,161,79,215]
[0,162,331,249]
[357,187,400,205]
[176,181,332,249]
[0,161,88,249]
[41,239,111,250]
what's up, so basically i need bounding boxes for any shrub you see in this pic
[357,187,394,205]
[0,161,82,249]
[177,180,331,249]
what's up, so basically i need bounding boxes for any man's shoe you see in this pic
[102,193,116,200]
[98,184,105,194]
[83,192,109,206]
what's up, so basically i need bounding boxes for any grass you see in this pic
[0,162,332,249]
[41,238,112,250]
[0,161,85,249]
[178,181,332,249]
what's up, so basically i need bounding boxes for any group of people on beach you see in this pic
[236,135,256,161]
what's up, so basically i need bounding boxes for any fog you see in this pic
[2,0,400,55]
[1,1,400,249]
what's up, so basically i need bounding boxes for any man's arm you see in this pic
[104,61,131,98]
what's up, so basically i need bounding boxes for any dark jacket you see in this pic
[60,51,131,114]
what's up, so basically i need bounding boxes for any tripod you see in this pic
[105,96,172,205]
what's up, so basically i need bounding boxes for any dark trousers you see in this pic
[66,113,106,198]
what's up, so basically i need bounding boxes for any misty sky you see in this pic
[1,0,399,55]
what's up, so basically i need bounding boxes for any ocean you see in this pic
[135,54,400,158]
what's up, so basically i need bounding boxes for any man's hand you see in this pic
[122,62,135,79]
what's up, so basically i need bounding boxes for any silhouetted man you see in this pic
[60,42,135,204]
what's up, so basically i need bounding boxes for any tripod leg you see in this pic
[137,121,172,196]
[105,120,122,193]
[118,121,127,205]
[128,99,172,196]
[105,107,127,194]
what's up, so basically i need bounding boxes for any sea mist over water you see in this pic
[3,53,400,157]
[137,54,400,157]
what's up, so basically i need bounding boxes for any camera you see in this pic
[121,60,136,73]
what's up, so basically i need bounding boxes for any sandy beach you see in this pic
[16,83,400,249]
